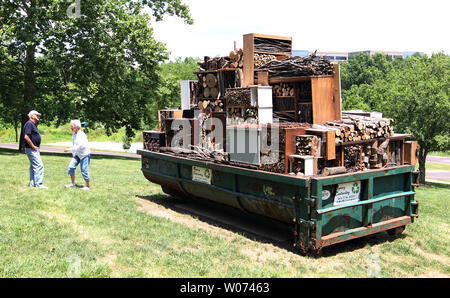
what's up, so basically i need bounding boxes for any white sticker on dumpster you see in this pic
[334,181,361,206]
[192,166,212,185]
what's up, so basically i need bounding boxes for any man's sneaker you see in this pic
[37,185,49,189]
[65,183,76,188]
[81,186,90,191]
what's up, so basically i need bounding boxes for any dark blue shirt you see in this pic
[23,120,41,148]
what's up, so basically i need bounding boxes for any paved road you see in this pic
[427,156,450,165]
[1,142,449,181]
[0,143,139,159]
[426,171,450,179]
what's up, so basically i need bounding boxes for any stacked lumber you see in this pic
[228,49,244,68]
[342,114,394,140]
[201,73,220,99]
[197,49,244,71]
[226,107,258,125]
[225,88,251,106]
[143,132,165,152]
[254,53,277,68]
[272,83,295,97]
[295,135,321,156]
[198,98,224,112]
[198,56,228,71]
[256,54,334,77]
[324,115,395,144]
[344,145,362,172]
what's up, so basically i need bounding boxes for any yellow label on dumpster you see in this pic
[192,166,212,185]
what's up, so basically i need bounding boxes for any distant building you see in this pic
[293,50,424,63]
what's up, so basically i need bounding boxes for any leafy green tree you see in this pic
[340,53,395,91]
[0,0,192,151]
[0,43,23,141]
[144,57,199,129]
[341,53,450,184]
[381,53,450,184]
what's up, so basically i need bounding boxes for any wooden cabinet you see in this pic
[267,64,342,125]
[243,33,292,87]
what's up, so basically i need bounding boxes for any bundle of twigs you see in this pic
[256,53,334,77]
[254,37,291,54]
[273,111,295,122]
[225,88,251,106]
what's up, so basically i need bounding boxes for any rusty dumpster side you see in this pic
[138,150,419,253]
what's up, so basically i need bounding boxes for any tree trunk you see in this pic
[14,119,19,143]
[18,44,37,152]
[418,147,428,185]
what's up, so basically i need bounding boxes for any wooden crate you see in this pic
[158,109,184,131]
[404,141,419,165]
[266,64,342,125]
[243,33,292,87]
[306,128,336,160]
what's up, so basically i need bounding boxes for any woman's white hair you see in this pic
[70,120,81,129]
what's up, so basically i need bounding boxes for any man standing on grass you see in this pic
[23,110,48,189]
[64,120,91,191]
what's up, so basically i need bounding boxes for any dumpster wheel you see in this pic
[386,225,406,236]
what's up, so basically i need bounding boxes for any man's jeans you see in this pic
[25,148,44,187]
[68,155,90,181]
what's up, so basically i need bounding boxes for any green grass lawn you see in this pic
[0,148,448,277]
[0,124,143,144]
[425,162,450,172]
[430,151,450,158]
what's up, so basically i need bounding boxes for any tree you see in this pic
[341,53,450,184]
[143,57,199,129]
[381,53,450,184]
[0,0,192,151]
[340,52,395,90]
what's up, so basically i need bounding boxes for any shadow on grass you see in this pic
[137,193,407,258]
[422,182,450,190]
[136,193,299,254]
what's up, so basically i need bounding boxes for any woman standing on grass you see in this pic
[64,120,91,191]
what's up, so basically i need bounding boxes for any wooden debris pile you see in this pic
[226,107,258,125]
[254,53,277,68]
[273,83,295,97]
[197,49,244,71]
[198,98,225,112]
[259,122,311,174]
[254,37,291,54]
[324,115,395,144]
[143,132,165,152]
[256,54,334,77]
[344,145,362,172]
[225,88,251,106]
[296,135,321,156]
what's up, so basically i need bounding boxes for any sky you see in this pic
[150,0,450,60]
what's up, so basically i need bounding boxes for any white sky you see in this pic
[150,0,450,60]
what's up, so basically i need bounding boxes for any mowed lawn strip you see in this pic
[0,148,448,277]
